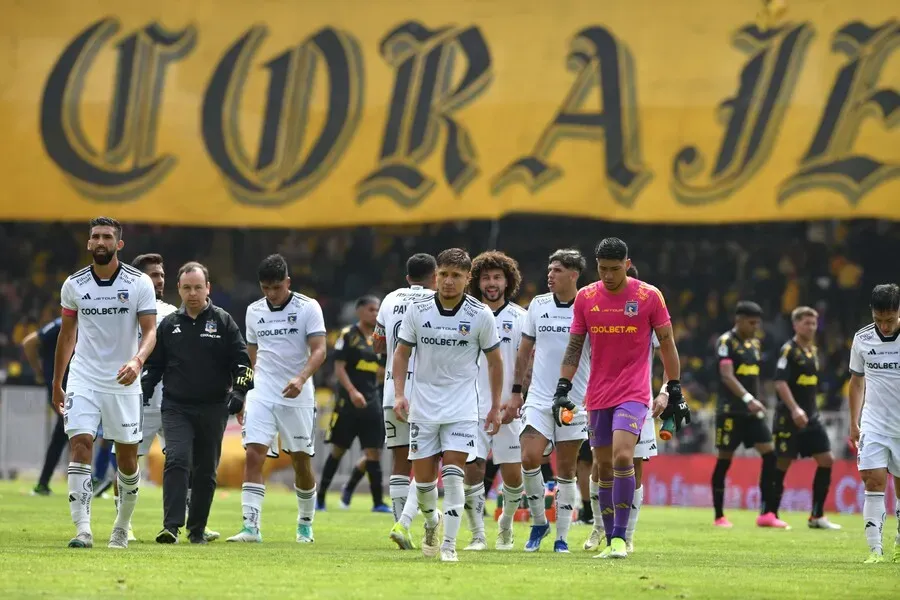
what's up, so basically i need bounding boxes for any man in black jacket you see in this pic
[142,262,253,544]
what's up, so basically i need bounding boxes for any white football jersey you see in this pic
[522,293,591,406]
[397,294,500,424]
[849,323,900,438]
[377,285,435,408]
[476,301,526,418]
[648,332,660,400]
[60,264,157,393]
[144,298,177,410]
[245,293,327,408]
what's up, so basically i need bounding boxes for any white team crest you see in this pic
[624,300,638,317]
[502,321,513,333]
[458,322,471,336]
[117,290,130,303]
[288,313,297,324]
[205,320,217,334]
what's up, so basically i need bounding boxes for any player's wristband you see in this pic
[132,356,144,368]
[741,392,754,404]
[511,384,522,394]
[659,382,668,396]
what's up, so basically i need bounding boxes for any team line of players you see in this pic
[55,218,900,563]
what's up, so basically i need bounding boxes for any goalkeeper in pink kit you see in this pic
[553,238,691,558]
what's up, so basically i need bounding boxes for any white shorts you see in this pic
[242,399,316,456]
[634,416,658,460]
[113,409,164,456]
[474,418,523,464]
[64,387,142,445]
[857,430,900,477]
[521,403,588,446]
[408,420,478,460]
[384,407,410,449]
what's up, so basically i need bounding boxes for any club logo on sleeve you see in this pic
[205,320,218,334]
[117,290,130,303]
[288,313,297,324]
[624,300,638,317]
[458,322,471,336]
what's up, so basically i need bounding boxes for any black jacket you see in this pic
[142,301,252,405]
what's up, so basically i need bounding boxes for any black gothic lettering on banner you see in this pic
[40,17,196,201]
[203,25,364,206]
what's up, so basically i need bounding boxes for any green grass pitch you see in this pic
[0,480,896,599]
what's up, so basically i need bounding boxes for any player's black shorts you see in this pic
[326,403,385,450]
[715,413,772,452]
[773,415,831,459]
[578,439,592,462]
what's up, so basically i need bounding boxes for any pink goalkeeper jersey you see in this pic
[571,277,671,411]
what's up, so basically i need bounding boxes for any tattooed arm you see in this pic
[560,333,586,381]
[654,323,681,383]
[522,346,535,395]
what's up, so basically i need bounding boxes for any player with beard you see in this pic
[461,251,527,551]
[53,217,158,548]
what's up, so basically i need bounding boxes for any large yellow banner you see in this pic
[1,1,898,228]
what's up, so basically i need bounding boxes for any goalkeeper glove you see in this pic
[659,380,691,432]
[226,389,246,415]
[551,378,576,427]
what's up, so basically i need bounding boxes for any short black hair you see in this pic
[548,249,586,274]
[626,265,639,278]
[132,253,163,273]
[735,300,763,318]
[406,253,437,281]
[356,295,379,309]
[436,248,472,271]
[258,254,289,283]
[90,216,122,241]
[871,284,900,312]
[594,237,628,261]
[177,261,209,284]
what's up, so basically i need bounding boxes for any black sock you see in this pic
[365,460,384,507]
[318,455,341,502]
[581,499,593,523]
[811,467,831,519]
[712,458,731,519]
[483,459,500,494]
[771,468,788,517]
[38,416,67,487]
[541,462,555,483]
[759,452,777,515]
[345,465,365,495]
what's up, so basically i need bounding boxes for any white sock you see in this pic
[590,477,602,533]
[400,477,418,528]
[524,467,547,526]
[863,491,886,554]
[464,482,486,540]
[441,465,465,550]
[113,470,140,531]
[555,477,576,542]
[416,479,440,528]
[627,485,644,542]
[241,483,266,532]
[295,485,316,525]
[896,499,900,545]
[185,487,192,518]
[67,462,92,535]
[389,475,410,523]
[499,482,524,529]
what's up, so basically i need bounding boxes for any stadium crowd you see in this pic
[1,218,894,447]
